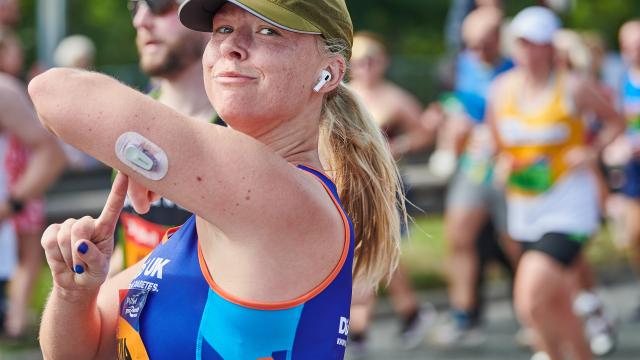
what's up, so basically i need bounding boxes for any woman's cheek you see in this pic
[202,40,217,69]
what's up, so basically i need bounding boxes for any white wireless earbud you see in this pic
[313,70,332,92]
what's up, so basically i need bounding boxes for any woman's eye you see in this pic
[215,26,233,34]
[258,28,279,36]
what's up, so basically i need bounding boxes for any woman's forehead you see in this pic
[211,4,322,46]
[215,2,247,18]
[213,2,266,25]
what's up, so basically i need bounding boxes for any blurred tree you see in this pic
[349,0,450,102]
[67,0,137,67]
[566,0,640,51]
[15,0,142,86]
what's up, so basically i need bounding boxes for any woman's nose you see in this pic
[219,29,250,61]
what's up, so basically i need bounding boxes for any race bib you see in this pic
[116,288,151,360]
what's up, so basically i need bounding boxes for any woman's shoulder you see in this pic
[487,69,519,107]
[292,165,348,241]
[492,69,519,91]
[380,82,422,115]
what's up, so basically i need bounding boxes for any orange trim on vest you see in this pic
[295,163,332,179]
[197,172,350,311]
[161,226,181,245]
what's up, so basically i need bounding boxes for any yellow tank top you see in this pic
[495,72,585,196]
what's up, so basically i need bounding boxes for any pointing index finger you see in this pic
[97,172,129,231]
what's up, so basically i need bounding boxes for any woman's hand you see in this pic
[493,153,514,189]
[41,172,129,300]
[602,136,633,167]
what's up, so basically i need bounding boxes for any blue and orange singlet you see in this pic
[116,165,354,360]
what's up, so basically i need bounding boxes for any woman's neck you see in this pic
[523,63,555,91]
[238,102,324,168]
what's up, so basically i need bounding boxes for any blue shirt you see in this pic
[621,69,640,134]
[454,51,514,123]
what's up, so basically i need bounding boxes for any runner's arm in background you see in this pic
[484,74,513,188]
[0,75,66,213]
[571,77,626,161]
[387,88,434,158]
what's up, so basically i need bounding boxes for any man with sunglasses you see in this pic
[110,0,223,274]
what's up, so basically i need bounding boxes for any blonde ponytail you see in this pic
[319,40,405,290]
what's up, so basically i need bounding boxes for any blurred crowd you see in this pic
[0,0,639,360]
[346,1,640,359]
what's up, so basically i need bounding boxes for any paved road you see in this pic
[346,281,640,360]
[2,282,638,360]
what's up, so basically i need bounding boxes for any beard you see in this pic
[139,32,205,78]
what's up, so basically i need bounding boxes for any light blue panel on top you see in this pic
[196,289,304,360]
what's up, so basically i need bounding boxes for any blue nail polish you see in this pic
[78,242,89,254]
[74,264,84,274]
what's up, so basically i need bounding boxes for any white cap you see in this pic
[510,6,561,45]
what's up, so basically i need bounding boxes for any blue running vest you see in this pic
[116,165,354,360]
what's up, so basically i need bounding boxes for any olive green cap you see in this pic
[179,0,353,58]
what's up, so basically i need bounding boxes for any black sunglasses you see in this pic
[128,0,177,18]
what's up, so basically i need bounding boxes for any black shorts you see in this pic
[520,232,587,267]
[0,280,7,331]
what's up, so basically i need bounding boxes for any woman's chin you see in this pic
[217,108,262,126]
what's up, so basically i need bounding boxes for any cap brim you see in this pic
[179,0,226,32]
[179,0,321,35]
[514,32,554,45]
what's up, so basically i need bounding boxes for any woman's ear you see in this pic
[315,56,347,94]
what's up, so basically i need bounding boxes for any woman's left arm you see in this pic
[573,77,626,156]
